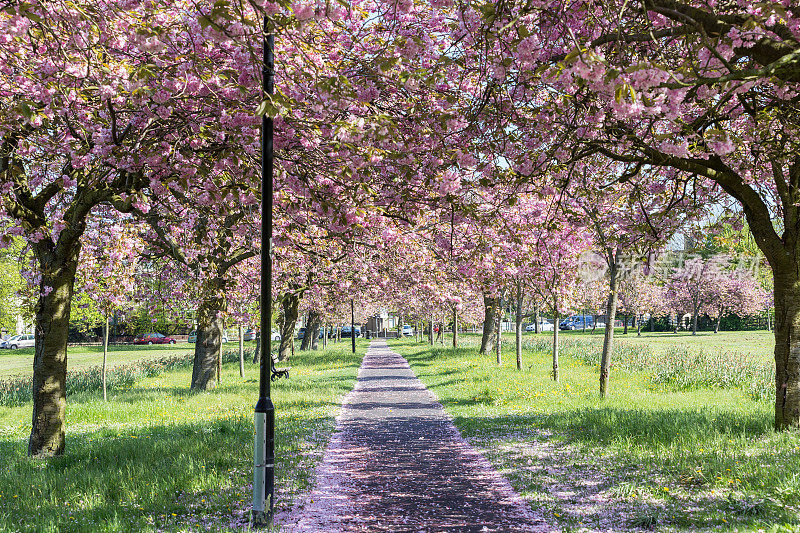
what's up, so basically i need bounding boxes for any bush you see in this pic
[0,347,255,406]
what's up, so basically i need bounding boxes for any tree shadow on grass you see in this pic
[0,414,332,533]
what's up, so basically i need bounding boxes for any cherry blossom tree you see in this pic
[488,0,800,427]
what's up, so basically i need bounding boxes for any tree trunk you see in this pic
[552,307,560,382]
[772,272,800,429]
[692,297,699,335]
[191,297,225,390]
[238,325,244,378]
[650,314,655,332]
[277,293,299,361]
[302,311,321,351]
[103,315,109,401]
[600,259,619,398]
[623,313,628,334]
[715,306,723,334]
[534,303,540,334]
[350,299,356,354]
[480,294,498,355]
[311,315,321,350]
[301,313,312,351]
[322,323,327,348]
[495,299,502,365]
[452,309,458,349]
[636,313,641,336]
[28,247,80,457]
[253,331,261,364]
[516,280,523,370]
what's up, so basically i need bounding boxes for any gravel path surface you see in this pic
[282,340,548,532]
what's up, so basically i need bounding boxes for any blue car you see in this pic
[559,315,595,330]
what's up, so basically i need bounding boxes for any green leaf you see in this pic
[17,102,33,120]
[255,99,278,118]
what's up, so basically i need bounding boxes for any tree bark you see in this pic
[495,299,502,365]
[301,310,321,351]
[692,296,699,335]
[103,315,109,401]
[534,303,540,334]
[191,297,225,390]
[452,309,458,349]
[253,331,261,364]
[350,299,355,354]
[772,272,800,429]
[238,325,244,378]
[277,292,299,361]
[515,280,523,370]
[480,294,499,355]
[28,255,80,457]
[623,312,628,334]
[600,258,619,398]
[552,308,560,382]
[715,306,723,334]
[650,314,655,332]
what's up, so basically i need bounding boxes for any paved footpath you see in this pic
[284,340,548,532]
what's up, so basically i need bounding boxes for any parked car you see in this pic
[340,326,362,338]
[1,334,35,349]
[559,315,595,330]
[525,319,554,332]
[133,332,177,345]
[402,324,415,337]
[187,331,229,343]
[242,329,281,342]
[296,327,323,340]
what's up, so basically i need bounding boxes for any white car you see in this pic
[2,334,35,349]
[188,331,229,343]
[242,329,280,342]
[525,319,554,332]
[402,325,415,337]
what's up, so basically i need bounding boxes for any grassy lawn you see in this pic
[0,340,365,532]
[0,342,238,379]
[391,334,799,532]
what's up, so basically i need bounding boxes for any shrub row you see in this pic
[0,348,255,407]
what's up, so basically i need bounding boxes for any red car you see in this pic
[133,332,176,345]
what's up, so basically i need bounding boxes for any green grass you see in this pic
[391,335,800,532]
[0,342,239,379]
[0,340,365,532]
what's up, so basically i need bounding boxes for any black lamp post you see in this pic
[252,14,275,528]
[351,298,356,354]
